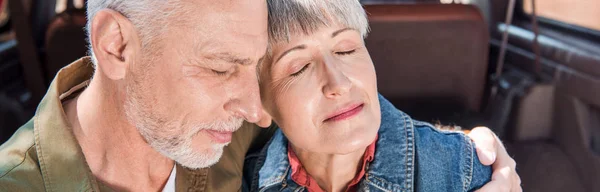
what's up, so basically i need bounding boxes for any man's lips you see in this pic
[324,103,364,122]
[204,130,233,143]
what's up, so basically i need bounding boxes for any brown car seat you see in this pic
[364,4,489,127]
[44,8,87,81]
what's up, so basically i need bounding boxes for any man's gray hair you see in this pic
[267,0,369,43]
[86,0,181,65]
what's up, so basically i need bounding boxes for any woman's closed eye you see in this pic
[335,49,356,55]
[288,49,356,77]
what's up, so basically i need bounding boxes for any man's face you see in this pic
[124,0,268,169]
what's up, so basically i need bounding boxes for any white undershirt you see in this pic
[161,165,177,192]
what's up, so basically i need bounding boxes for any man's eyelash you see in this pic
[291,64,310,77]
[212,69,228,76]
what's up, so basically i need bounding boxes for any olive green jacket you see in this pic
[0,57,274,191]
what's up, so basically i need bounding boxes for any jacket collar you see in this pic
[258,129,291,189]
[257,94,416,191]
[364,94,415,191]
[34,57,211,191]
[34,57,101,191]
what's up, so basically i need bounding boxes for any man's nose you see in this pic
[322,57,352,99]
[256,109,273,128]
[224,72,264,123]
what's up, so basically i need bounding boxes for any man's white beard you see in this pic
[124,88,244,169]
[148,117,243,169]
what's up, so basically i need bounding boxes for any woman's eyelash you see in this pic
[288,48,355,77]
[336,49,356,55]
[291,64,310,77]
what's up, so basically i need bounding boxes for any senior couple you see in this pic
[0,0,520,191]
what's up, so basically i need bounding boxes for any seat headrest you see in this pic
[364,4,489,115]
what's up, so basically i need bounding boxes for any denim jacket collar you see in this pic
[257,130,292,189]
[257,94,417,191]
[365,94,415,191]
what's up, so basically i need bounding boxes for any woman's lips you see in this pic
[324,103,364,122]
[204,130,233,144]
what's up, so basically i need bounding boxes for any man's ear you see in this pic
[90,9,139,80]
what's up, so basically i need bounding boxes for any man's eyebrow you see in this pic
[209,53,252,65]
[332,27,353,38]
[274,45,306,64]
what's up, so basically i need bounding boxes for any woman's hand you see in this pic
[467,127,522,192]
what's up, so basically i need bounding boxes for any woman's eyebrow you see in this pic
[275,44,306,64]
[332,27,353,38]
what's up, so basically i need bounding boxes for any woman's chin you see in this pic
[316,131,378,155]
[331,144,370,155]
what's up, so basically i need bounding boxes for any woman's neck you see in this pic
[291,145,367,192]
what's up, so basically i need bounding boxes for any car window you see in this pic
[74,0,84,9]
[523,0,600,32]
[55,0,85,13]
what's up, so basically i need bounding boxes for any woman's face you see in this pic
[260,24,380,154]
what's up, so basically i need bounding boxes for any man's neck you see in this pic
[65,76,174,191]
[292,145,366,192]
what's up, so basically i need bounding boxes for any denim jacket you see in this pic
[243,94,492,192]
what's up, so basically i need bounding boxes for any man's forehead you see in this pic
[181,0,267,21]
[172,0,268,62]
[193,39,267,64]
[205,52,252,65]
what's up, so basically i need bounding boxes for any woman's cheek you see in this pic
[282,87,312,121]
[273,73,321,128]
[270,81,302,121]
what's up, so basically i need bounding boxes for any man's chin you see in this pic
[178,158,220,170]
[175,143,228,169]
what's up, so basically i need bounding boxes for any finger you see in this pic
[476,167,513,192]
[511,170,522,192]
[511,181,522,192]
[471,128,520,192]
[475,180,510,192]
[511,186,523,192]
[512,168,521,185]
[468,127,498,165]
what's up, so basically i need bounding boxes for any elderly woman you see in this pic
[244,0,492,191]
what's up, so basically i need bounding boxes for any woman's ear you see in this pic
[90,9,139,80]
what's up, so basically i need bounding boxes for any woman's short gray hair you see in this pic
[267,0,369,43]
[258,0,369,79]
[86,0,181,65]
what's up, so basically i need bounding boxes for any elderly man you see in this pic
[0,0,520,191]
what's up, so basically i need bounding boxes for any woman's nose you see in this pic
[322,57,352,99]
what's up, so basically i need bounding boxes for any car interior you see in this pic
[0,0,598,191]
